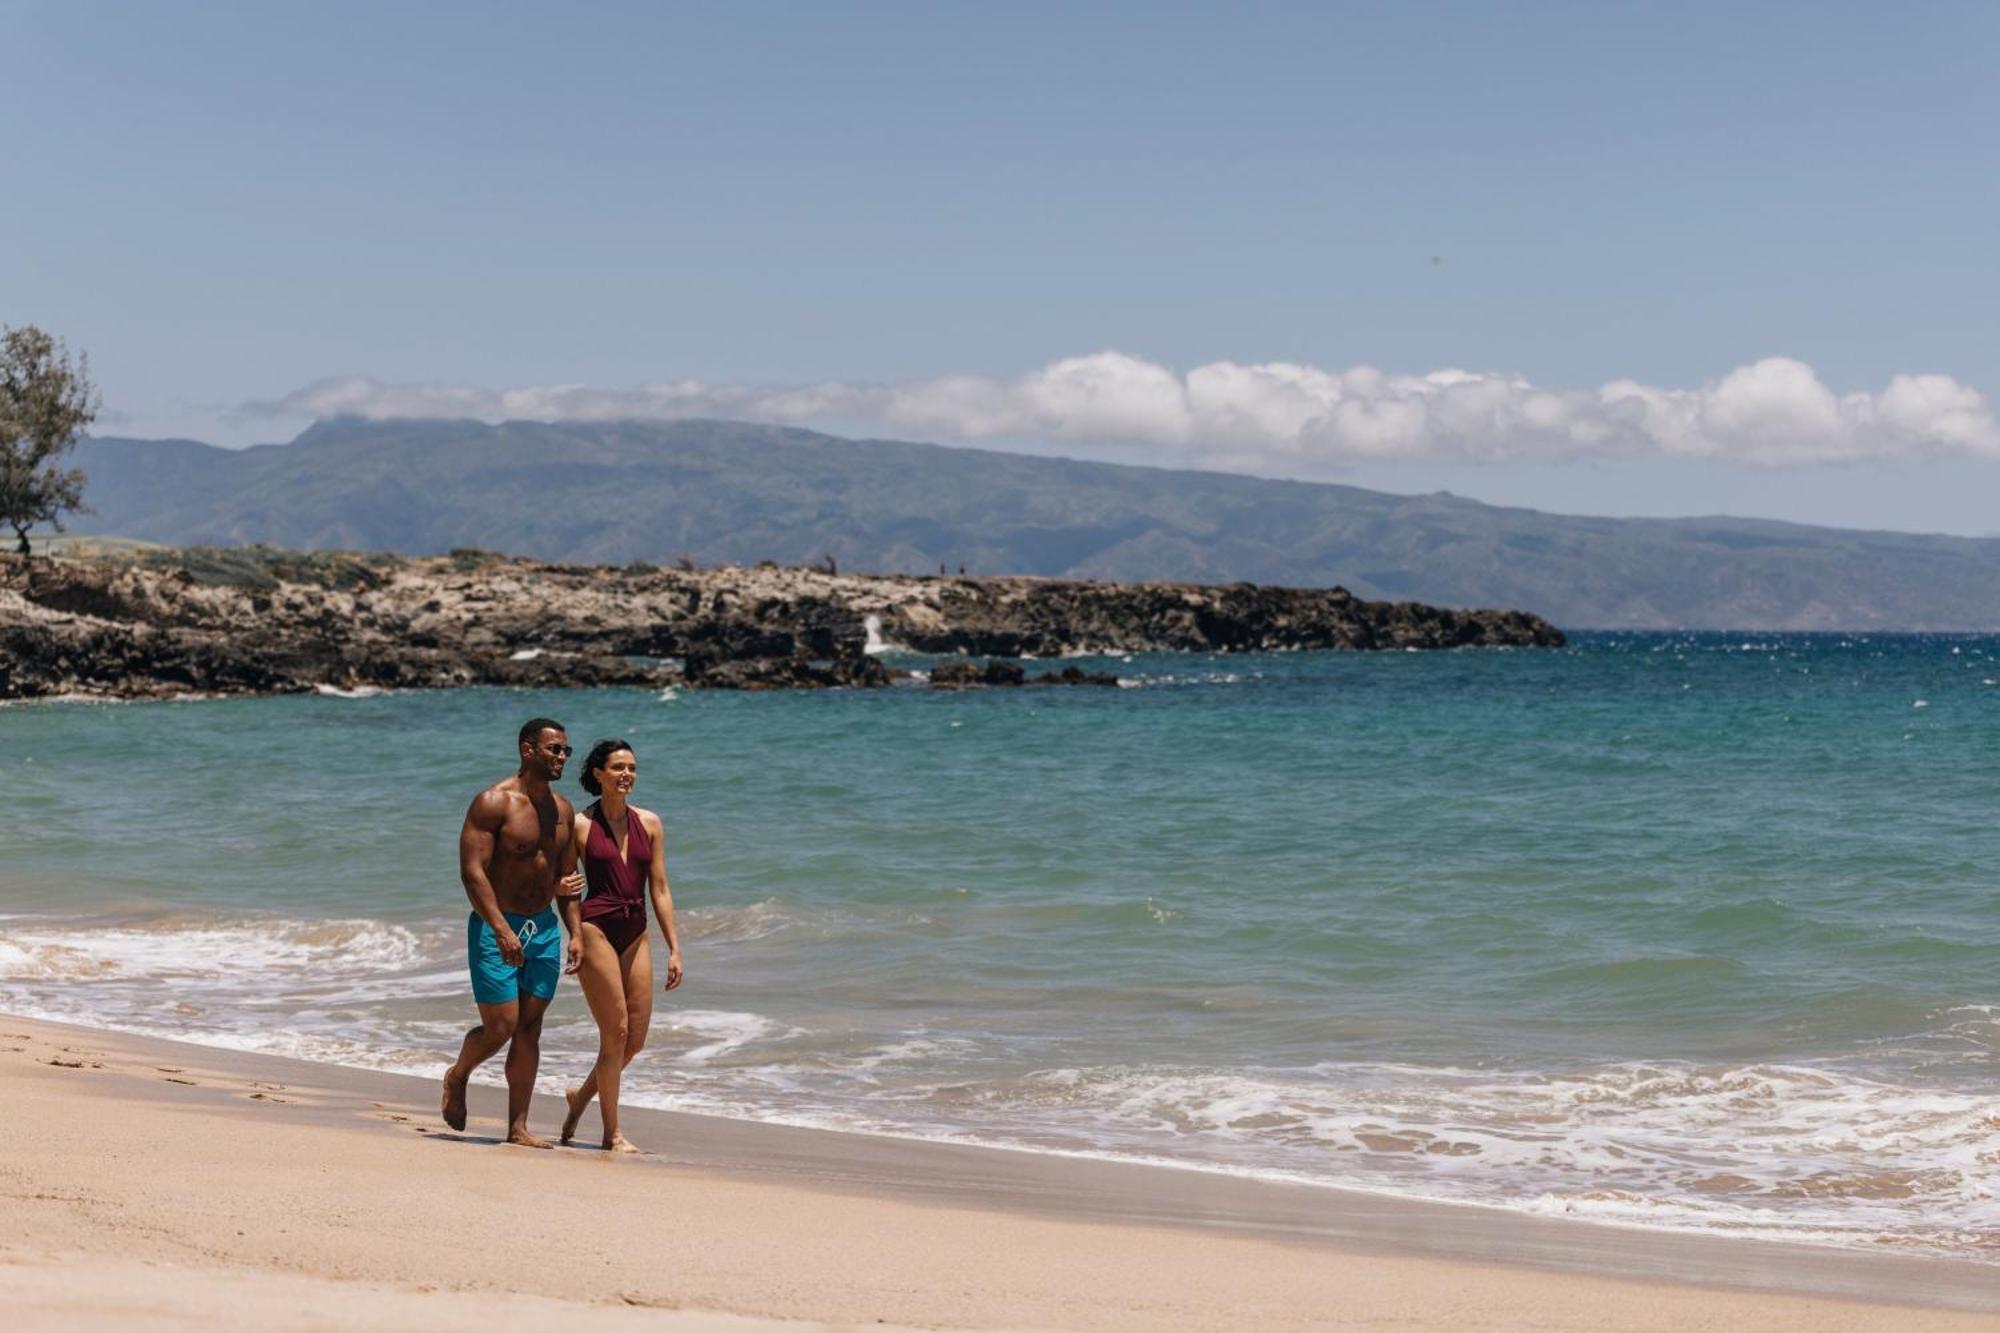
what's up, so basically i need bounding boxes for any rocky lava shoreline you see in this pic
[0,546,1564,700]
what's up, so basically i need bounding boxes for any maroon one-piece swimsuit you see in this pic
[580,801,652,954]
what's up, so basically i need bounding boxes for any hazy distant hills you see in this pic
[70,417,2000,629]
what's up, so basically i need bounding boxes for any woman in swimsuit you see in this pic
[558,738,684,1152]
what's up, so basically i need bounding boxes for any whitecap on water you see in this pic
[679,898,930,946]
[681,899,801,943]
[0,915,427,982]
[667,1009,795,1062]
[570,1057,1974,1260]
[1117,671,1244,689]
[843,1035,983,1073]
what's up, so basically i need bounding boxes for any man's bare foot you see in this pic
[505,1126,554,1149]
[605,1132,643,1155]
[559,1086,587,1145]
[440,1068,468,1131]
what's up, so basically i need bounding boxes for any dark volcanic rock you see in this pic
[891,580,1560,656]
[926,660,981,689]
[926,660,1122,689]
[0,547,1562,700]
[981,660,1026,687]
[929,659,1033,689]
[1032,665,1120,687]
[929,659,1032,689]
[684,649,891,691]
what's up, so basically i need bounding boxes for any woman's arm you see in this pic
[644,809,683,991]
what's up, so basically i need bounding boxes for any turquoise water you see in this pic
[3,634,1997,1255]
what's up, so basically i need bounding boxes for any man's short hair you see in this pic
[518,717,566,748]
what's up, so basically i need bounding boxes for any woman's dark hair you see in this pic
[578,738,635,796]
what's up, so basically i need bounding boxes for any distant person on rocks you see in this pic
[440,718,583,1147]
[559,738,684,1153]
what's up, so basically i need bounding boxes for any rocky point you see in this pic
[0,546,1564,700]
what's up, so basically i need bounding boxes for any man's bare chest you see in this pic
[495,802,560,860]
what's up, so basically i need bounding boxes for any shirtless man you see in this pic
[440,717,585,1147]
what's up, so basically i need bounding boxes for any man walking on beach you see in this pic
[441,718,583,1147]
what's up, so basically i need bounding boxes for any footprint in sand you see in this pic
[44,1058,103,1070]
[163,1076,198,1086]
[156,1066,184,1074]
[246,1091,295,1104]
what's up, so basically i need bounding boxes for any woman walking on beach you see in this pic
[558,738,684,1152]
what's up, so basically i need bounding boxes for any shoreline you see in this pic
[20,1004,1992,1275]
[6,1013,1995,1331]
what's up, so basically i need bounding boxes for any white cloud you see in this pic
[246,352,2000,470]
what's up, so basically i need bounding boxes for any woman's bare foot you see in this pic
[559,1086,587,1145]
[605,1132,643,1155]
[440,1068,468,1131]
[506,1125,554,1149]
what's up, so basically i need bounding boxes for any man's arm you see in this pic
[644,810,683,991]
[459,790,523,966]
[557,805,586,974]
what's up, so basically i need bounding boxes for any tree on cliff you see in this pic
[0,325,98,556]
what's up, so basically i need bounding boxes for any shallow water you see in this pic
[3,633,1997,1256]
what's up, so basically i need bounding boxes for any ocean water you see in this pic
[3,633,1997,1258]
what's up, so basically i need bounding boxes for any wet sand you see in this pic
[3,1014,1994,1331]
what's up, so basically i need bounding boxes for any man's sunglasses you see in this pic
[544,743,574,756]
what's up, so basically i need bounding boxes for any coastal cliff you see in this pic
[0,546,1564,700]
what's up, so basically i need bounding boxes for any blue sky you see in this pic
[6,1,2000,532]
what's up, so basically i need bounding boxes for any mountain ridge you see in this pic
[69,418,2000,629]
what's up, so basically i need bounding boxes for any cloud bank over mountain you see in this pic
[247,352,2000,472]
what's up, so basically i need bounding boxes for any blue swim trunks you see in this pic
[466,907,562,1005]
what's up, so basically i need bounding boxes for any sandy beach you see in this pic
[3,1015,1993,1331]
